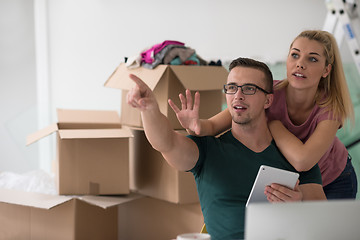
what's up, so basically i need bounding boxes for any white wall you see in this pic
[0,0,38,173]
[3,0,354,173]
[46,0,328,116]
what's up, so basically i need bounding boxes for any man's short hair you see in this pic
[229,57,273,94]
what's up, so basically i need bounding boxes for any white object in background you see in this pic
[323,0,360,84]
[0,170,56,195]
[177,233,211,240]
[34,0,53,174]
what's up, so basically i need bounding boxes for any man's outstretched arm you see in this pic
[127,74,199,171]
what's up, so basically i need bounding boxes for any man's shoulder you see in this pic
[187,130,232,139]
[186,134,219,143]
[186,130,232,145]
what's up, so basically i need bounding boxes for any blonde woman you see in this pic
[169,30,357,199]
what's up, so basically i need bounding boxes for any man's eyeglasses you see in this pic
[223,83,271,95]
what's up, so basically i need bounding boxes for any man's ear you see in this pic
[264,93,273,109]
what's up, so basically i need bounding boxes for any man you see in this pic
[127,57,326,240]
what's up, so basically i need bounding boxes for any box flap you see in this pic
[58,128,133,139]
[170,65,228,90]
[79,193,144,209]
[26,123,59,146]
[104,63,168,91]
[57,109,121,127]
[0,188,144,210]
[0,188,72,209]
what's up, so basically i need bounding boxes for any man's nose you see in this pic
[234,87,245,100]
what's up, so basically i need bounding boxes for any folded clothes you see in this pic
[163,47,195,65]
[170,53,200,66]
[141,40,185,64]
[125,40,216,69]
[142,44,186,69]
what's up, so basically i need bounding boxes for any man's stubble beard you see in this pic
[231,112,252,126]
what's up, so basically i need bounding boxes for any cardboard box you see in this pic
[129,128,199,204]
[0,188,141,240]
[26,109,133,195]
[118,196,204,240]
[0,188,203,240]
[104,63,228,129]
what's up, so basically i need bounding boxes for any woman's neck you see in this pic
[285,85,317,125]
[286,84,317,111]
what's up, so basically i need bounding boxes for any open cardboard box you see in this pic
[104,63,228,129]
[0,188,203,240]
[0,188,139,240]
[26,109,133,195]
[129,128,199,204]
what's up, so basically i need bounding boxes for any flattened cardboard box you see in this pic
[104,63,228,129]
[26,109,133,195]
[0,188,203,240]
[0,188,141,240]
[129,128,199,204]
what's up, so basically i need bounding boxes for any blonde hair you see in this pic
[276,30,354,125]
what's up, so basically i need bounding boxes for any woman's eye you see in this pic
[309,57,318,62]
[291,53,299,59]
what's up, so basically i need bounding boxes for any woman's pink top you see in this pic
[266,80,348,186]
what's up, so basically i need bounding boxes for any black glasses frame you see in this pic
[223,83,271,95]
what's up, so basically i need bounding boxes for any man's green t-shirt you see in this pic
[188,131,322,240]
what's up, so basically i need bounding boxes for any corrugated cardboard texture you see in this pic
[0,203,30,239]
[27,109,125,145]
[105,63,168,91]
[58,137,129,195]
[57,109,121,124]
[26,123,59,146]
[31,200,76,240]
[106,63,228,129]
[0,199,118,240]
[118,197,204,240]
[170,65,228,90]
[57,109,122,129]
[105,63,228,91]
[73,200,118,240]
[26,109,132,196]
[58,129,131,139]
[129,129,199,204]
[0,188,72,209]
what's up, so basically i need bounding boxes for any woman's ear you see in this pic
[322,64,332,78]
[264,93,274,110]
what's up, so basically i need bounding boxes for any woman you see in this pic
[168,30,357,199]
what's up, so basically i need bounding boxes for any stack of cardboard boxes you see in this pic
[0,63,228,240]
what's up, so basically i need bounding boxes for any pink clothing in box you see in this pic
[141,40,184,64]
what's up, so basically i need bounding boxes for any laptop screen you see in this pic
[245,200,360,240]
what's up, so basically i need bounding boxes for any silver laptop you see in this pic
[245,200,360,240]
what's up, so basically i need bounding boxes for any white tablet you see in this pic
[246,165,299,207]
